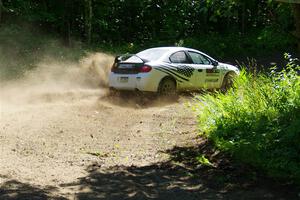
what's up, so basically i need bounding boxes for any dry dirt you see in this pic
[0,53,200,199]
[0,53,299,200]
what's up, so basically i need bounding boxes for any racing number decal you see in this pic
[206,68,220,76]
[205,68,220,82]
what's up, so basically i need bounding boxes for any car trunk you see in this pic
[112,62,144,74]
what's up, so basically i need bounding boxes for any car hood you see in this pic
[219,62,240,74]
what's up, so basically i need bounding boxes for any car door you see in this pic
[168,51,196,90]
[187,51,221,89]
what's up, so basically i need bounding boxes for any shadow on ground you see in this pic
[0,179,66,200]
[100,91,181,108]
[1,142,299,200]
[66,142,300,200]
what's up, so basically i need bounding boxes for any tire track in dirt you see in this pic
[0,53,198,198]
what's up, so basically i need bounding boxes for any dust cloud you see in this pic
[0,52,114,109]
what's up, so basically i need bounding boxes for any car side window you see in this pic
[169,51,190,64]
[188,51,211,65]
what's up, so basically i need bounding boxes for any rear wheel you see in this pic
[108,87,120,96]
[221,72,235,93]
[158,77,176,96]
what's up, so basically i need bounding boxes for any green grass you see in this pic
[196,154,214,167]
[194,55,300,184]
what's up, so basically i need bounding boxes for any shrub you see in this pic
[183,28,295,60]
[194,55,300,183]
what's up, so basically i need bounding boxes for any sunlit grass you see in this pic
[194,55,300,183]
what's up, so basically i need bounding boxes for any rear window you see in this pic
[136,49,169,61]
[169,51,190,63]
[124,55,144,63]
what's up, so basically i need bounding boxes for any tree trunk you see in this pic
[241,2,246,35]
[84,0,92,45]
[63,0,72,47]
[292,4,300,53]
[0,0,3,24]
[64,20,71,46]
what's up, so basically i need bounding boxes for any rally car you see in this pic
[109,47,239,95]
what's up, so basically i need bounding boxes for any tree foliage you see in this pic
[1,0,294,45]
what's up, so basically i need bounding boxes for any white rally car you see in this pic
[109,47,239,95]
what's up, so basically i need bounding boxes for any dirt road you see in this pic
[0,54,298,199]
[1,89,199,199]
[0,54,200,199]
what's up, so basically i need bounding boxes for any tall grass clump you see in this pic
[194,55,300,183]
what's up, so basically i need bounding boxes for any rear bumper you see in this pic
[108,72,158,92]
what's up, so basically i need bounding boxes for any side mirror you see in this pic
[212,60,219,67]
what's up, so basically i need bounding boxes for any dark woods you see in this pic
[0,0,3,23]
[0,0,295,44]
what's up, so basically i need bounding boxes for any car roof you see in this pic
[143,47,211,58]
[124,47,215,63]
[145,46,197,53]
[139,47,215,62]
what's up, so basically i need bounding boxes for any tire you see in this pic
[221,72,235,93]
[158,77,176,96]
[108,87,120,96]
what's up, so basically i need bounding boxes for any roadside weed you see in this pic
[194,57,300,183]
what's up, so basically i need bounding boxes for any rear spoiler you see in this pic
[114,54,149,64]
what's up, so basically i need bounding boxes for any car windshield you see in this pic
[125,48,169,62]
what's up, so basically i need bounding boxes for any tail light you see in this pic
[139,65,152,73]
[111,63,117,72]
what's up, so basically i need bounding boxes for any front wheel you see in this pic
[221,72,235,93]
[158,77,177,96]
